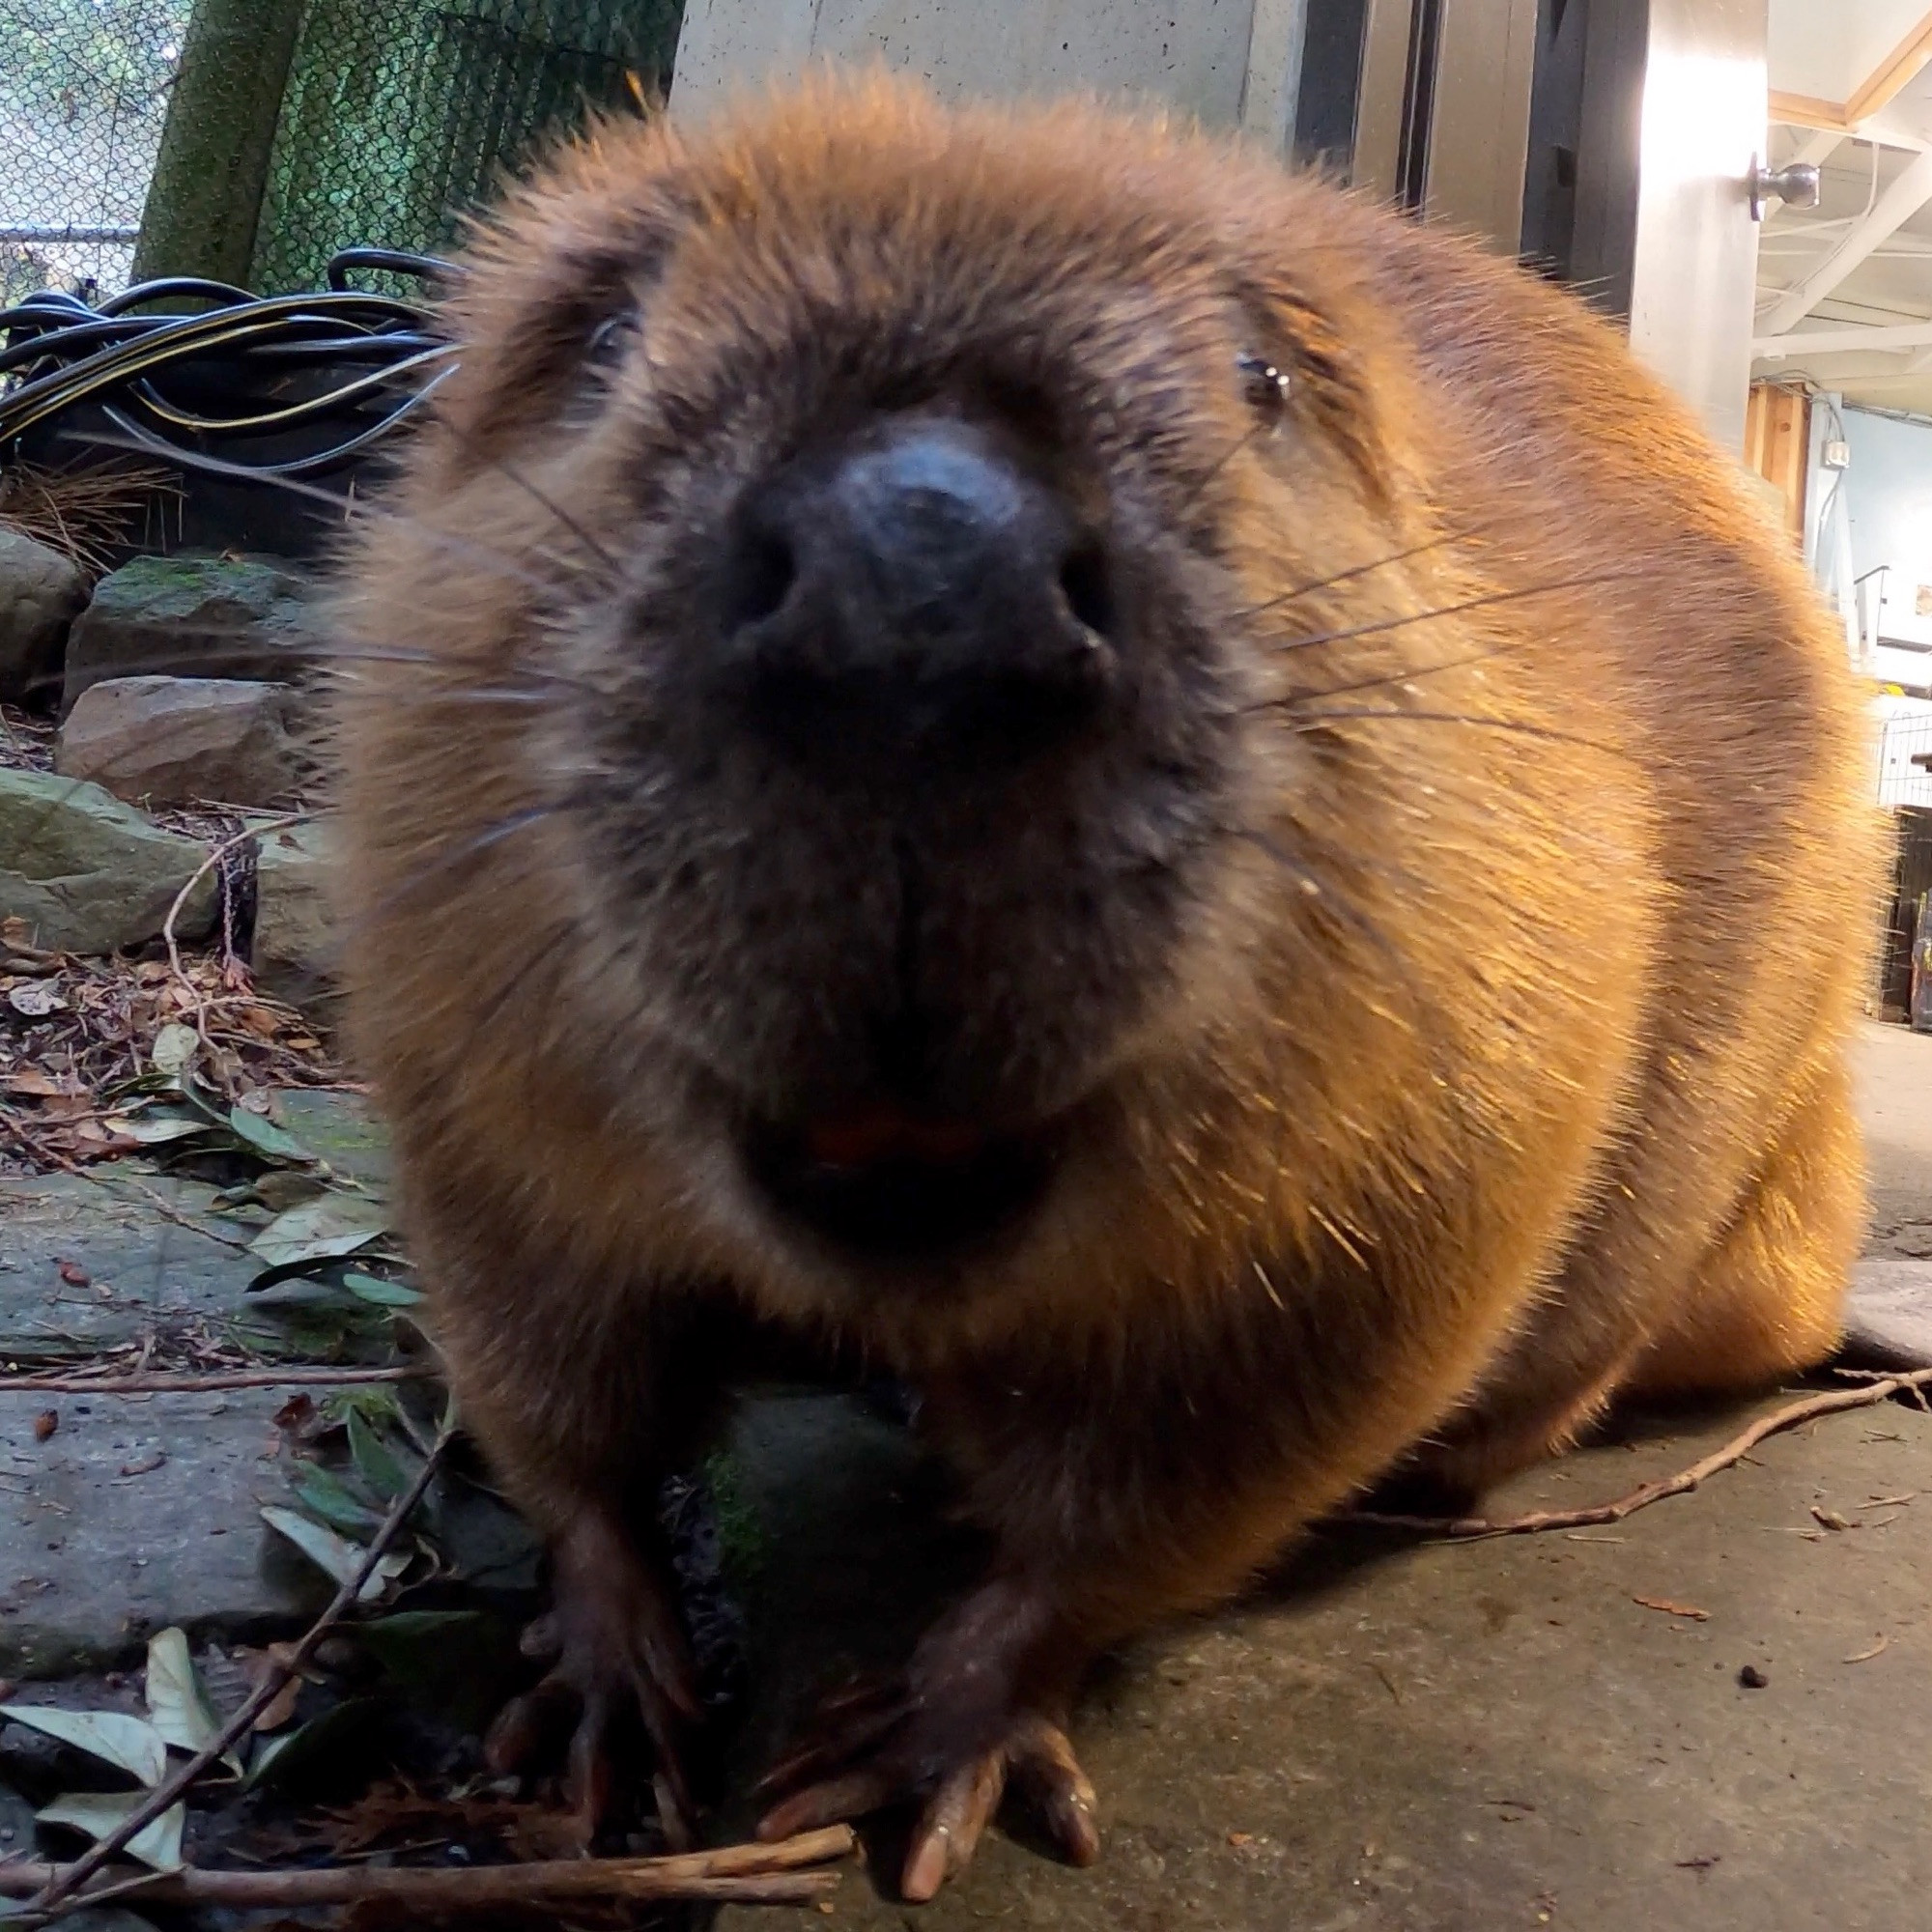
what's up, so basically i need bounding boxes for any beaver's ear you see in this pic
[427,118,688,464]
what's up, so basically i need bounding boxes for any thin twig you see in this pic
[0,1111,251,1250]
[0,1828,853,1913]
[0,1365,432,1395]
[1344,1368,1932,1541]
[160,812,309,1053]
[25,1414,457,1919]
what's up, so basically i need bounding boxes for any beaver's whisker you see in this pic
[1248,532,1461,615]
[1293,638,1530,706]
[348,794,603,927]
[1282,708,1632,759]
[483,453,623,582]
[1243,570,1630,649]
[1232,827,1433,1031]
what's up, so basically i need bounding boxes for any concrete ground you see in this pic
[719,1026,1932,1931]
[4,1026,1931,1926]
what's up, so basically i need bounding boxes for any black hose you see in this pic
[0,248,460,482]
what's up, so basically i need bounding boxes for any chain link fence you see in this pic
[255,0,683,292]
[1,0,681,306]
[0,1,189,303]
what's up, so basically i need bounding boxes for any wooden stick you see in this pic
[1,1365,433,1395]
[0,1828,853,1913]
[1344,1367,1932,1541]
[24,1417,456,1918]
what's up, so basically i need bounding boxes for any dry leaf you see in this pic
[3,1068,72,1097]
[1810,1506,1855,1532]
[1632,1595,1710,1621]
[33,1409,58,1442]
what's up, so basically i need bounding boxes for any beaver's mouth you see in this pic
[742,1102,1056,1261]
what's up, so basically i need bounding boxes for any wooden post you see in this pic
[1744,381,1810,547]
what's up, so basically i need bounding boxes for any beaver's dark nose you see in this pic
[713,417,1117,764]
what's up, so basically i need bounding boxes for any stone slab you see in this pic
[0,1384,326,1678]
[0,1169,266,1366]
[272,1088,390,1190]
[1843,1257,1932,1369]
[717,1392,1932,1932]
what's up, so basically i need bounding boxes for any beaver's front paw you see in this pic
[482,1508,702,1846]
[753,1577,1098,1899]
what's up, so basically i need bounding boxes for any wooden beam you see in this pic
[1754,318,1932,357]
[1770,90,1853,132]
[1847,7,1932,126]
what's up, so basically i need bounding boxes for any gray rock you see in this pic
[55,675,300,809]
[251,817,334,1007]
[0,769,216,954]
[1843,1257,1932,1369]
[0,527,87,707]
[63,554,317,715]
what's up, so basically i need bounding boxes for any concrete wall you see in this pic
[671,0,1278,133]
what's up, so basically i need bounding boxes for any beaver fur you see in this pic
[327,76,1882,1898]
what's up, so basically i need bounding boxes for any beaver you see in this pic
[327,75,1882,1899]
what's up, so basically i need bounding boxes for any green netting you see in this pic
[251,0,684,293]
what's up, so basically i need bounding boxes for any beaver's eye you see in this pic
[1236,353,1291,418]
[585,304,641,373]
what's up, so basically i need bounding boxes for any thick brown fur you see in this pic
[326,75,1882,1890]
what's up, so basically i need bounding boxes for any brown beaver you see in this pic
[327,75,1881,1899]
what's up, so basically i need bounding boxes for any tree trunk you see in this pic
[131,0,305,287]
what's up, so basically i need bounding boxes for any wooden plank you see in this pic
[1770,89,1854,132]
[1847,7,1932,125]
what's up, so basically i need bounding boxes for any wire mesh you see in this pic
[253,0,683,293]
[0,0,681,307]
[0,1,189,302]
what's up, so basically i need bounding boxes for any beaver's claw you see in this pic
[482,1512,702,1847]
[753,1676,1098,1900]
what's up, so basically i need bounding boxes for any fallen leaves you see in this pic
[0,917,339,1173]
[249,1193,390,1271]
[0,1628,242,1871]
